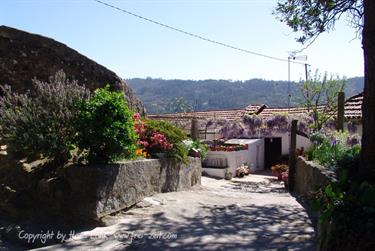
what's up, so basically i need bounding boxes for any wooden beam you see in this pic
[288,119,298,192]
[191,118,199,140]
[337,92,345,131]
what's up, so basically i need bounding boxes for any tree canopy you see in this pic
[299,71,345,131]
[275,0,375,183]
[274,0,363,45]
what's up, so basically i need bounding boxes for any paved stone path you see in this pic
[32,172,316,251]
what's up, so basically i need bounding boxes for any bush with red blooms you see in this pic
[133,113,188,162]
[150,132,173,151]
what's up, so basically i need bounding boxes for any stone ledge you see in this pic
[294,156,337,198]
[63,157,202,219]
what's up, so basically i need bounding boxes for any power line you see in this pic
[93,0,306,65]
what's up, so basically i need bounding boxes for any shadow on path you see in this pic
[54,203,315,251]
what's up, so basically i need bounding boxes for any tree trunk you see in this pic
[360,0,375,183]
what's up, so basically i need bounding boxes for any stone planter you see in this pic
[61,157,202,220]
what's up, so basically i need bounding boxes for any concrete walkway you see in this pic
[33,172,316,251]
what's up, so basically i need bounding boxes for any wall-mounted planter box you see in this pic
[63,157,201,220]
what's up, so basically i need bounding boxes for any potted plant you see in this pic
[225,169,232,180]
[236,166,246,177]
[271,164,288,180]
[281,171,289,189]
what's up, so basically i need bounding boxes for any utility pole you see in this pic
[288,56,291,111]
[287,53,307,112]
[304,63,309,82]
[305,63,310,112]
[288,119,298,192]
[337,92,345,131]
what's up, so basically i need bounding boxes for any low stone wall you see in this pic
[294,156,337,198]
[64,157,201,219]
[294,157,338,251]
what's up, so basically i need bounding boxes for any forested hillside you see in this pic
[127,77,364,114]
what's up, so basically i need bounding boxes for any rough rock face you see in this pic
[65,157,202,219]
[0,25,145,113]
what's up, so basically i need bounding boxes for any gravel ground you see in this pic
[12,172,315,251]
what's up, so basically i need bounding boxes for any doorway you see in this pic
[264,137,282,169]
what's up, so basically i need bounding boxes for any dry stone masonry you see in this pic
[65,157,202,219]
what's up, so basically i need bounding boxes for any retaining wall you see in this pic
[294,156,336,198]
[63,157,201,219]
[294,156,338,251]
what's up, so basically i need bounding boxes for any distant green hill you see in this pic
[127,77,364,114]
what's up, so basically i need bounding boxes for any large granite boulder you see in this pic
[0,25,144,113]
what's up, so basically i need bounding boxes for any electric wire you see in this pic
[93,0,307,66]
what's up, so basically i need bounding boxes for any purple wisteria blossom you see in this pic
[347,121,358,134]
[347,134,361,146]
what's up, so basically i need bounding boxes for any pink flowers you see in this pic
[134,113,146,135]
[138,140,149,148]
[150,132,173,151]
[281,171,288,182]
[133,112,140,121]
[133,113,173,156]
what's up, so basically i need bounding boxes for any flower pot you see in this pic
[225,170,232,180]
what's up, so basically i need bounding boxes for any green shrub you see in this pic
[143,119,188,163]
[309,134,370,250]
[0,70,89,163]
[184,140,208,160]
[312,152,375,250]
[307,131,361,170]
[75,86,137,164]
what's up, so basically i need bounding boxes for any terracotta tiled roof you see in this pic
[244,104,267,114]
[253,106,315,118]
[148,109,245,132]
[148,92,363,129]
[149,109,245,121]
[344,92,363,120]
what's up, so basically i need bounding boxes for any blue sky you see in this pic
[0,0,364,81]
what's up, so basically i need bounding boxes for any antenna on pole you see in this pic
[287,52,308,111]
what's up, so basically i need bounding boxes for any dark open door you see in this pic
[264,137,282,169]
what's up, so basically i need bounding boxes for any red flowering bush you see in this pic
[133,114,188,162]
[150,132,173,151]
[281,171,288,181]
[134,113,145,135]
[271,164,288,180]
[281,171,289,189]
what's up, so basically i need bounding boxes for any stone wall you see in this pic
[294,156,337,198]
[294,157,338,251]
[64,157,201,219]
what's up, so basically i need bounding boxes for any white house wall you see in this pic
[246,139,265,172]
[203,150,247,178]
[203,139,265,178]
[272,133,312,155]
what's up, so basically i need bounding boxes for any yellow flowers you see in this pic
[135,149,148,158]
